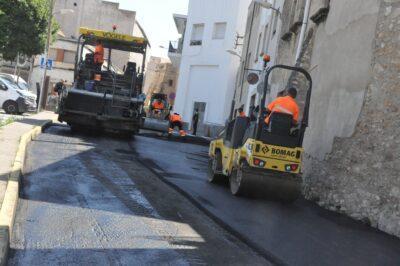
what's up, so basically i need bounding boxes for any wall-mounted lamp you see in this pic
[253,0,281,15]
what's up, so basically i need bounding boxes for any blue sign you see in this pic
[40,57,53,70]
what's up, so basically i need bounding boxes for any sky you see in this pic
[111,0,189,59]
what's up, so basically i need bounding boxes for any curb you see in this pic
[0,120,53,266]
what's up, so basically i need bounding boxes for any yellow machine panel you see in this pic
[240,139,303,174]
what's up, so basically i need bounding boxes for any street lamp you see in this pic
[253,0,281,14]
[226,49,242,59]
[37,1,74,113]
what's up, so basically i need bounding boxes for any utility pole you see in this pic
[38,0,55,113]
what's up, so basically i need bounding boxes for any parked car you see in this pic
[0,73,30,91]
[0,77,37,114]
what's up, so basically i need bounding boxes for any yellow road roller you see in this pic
[208,65,312,202]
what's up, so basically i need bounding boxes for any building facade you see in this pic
[235,0,400,237]
[174,0,252,137]
[143,57,179,106]
[233,1,274,116]
[168,14,188,70]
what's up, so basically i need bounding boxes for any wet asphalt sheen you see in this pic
[132,133,400,266]
[8,125,268,266]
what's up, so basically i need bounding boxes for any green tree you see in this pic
[0,0,58,61]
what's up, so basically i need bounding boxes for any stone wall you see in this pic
[305,0,400,237]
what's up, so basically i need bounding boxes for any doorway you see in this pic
[192,102,206,136]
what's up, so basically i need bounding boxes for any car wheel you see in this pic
[3,101,18,114]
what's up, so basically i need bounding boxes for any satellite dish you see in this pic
[247,72,259,85]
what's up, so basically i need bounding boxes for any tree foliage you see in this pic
[0,0,58,61]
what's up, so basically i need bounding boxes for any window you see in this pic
[168,79,173,87]
[56,49,65,62]
[262,24,269,53]
[272,13,279,36]
[254,3,261,16]
[190,23,205,46]
[64,51,76,64]
[255,33,262,62]
[212,22,227,40]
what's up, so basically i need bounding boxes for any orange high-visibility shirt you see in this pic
[152,101,165,110]
[265,95,299,124]
[94,44,104,64]
[238,111,246,118]
[170,114,182,123]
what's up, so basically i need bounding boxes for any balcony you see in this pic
[168,39,184,54]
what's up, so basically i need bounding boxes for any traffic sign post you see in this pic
[40,57,53,70]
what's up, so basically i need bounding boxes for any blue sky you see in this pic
[111,0,189,58]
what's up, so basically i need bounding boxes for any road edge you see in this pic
[0,120,53,266]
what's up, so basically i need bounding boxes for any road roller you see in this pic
[208,65,312,202]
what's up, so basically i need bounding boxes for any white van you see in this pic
[0,77,37,114]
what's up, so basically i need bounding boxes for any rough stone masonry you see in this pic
[305,0,400,237]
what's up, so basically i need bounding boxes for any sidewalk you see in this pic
[0,112,57,208]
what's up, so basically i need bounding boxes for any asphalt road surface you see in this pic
[9,125,268,265]
[132,133,400,266]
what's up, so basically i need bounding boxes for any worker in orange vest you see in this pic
[152,99,165,111]
[152,99,165,117]
[169,112,186,136]
[94,40,104,70]
[265,87,299,126]
[238,107,246,118]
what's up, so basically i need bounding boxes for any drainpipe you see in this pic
[295,0,311,63]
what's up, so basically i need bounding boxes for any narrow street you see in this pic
[8,125,267,265]
[7,125,400,265]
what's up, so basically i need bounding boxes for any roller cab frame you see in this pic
[208,65,312,202]
[146,93,170,119]
[58,27,148,135]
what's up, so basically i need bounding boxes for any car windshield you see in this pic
[0,77,19,90]
[0,75,28,90]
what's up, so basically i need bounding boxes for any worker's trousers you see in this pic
[169,121,183,130]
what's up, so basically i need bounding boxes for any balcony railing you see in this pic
[168,38,184,54]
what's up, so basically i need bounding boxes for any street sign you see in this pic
[40,58,53,70]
